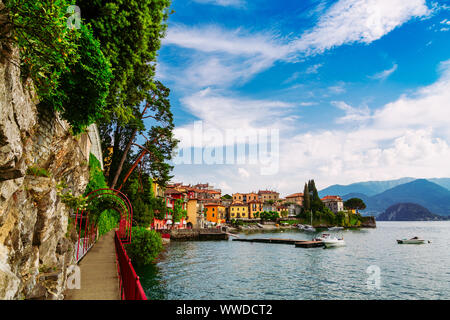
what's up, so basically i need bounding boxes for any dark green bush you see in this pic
[127,227,163,266]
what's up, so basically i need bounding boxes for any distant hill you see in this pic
[319,177,416,197]
[377,203,448,221]
[367,179,450,216]
[429,178,450,191]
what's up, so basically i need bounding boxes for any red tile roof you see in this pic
[286,193,304,198]
[321,195,343,201]
[258,190,279,194]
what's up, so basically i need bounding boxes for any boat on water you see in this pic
[397,237,430,244]
[328,226,344,231]
[298,210,316,232]
[302,225,316,232]
[313,233,331,241]
[322,237,346,248]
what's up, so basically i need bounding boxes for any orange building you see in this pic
[248,200,263,219]
[205,203,226,225]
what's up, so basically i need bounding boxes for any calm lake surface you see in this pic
[136,222,450,300]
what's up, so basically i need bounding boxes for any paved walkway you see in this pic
[65,230,120,300]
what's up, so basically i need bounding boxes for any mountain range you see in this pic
[377,203,448,221]
[319,178,450,216]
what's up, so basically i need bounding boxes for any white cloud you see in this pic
[173,60,450,194]
[332,101,371,123]
[291,0,430,55]
[164,24,288,59]
[277,59,450,190]
[161,24,289,88]
[160,1,431,88]
[180,88,294,131]
[305,63,323,74]
[369,63,398,80]
[238,167,250,178]
[328,82,346,94]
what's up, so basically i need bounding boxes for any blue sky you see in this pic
[152,0,450,196]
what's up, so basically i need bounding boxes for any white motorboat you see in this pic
[322,237,346,248]
[314,233,331,241]
[328,226,344,231]
[397,237,430,244]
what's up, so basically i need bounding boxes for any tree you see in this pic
[303,183,310,211]
[42,24,112,133]
[106,81,178,189]
[76,0,172,124]
[221,194,232,200]
[127,227,163,265]
[344,198,367,213]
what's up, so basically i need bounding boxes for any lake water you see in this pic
[136,222,450,300]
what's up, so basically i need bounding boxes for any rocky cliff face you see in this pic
[0,47,89,299]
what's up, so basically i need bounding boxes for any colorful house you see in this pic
[248,200,263,219]
[321,195,344,214]
[186,198,198,228]
[229,203,249,219]
[258,190,280,202]
[285,192,304,206]
[204,203,226,225]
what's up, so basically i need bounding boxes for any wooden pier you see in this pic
[232,238,324,248]
[294,241,324,248]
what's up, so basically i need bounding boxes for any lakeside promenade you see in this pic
[65,230,120,300]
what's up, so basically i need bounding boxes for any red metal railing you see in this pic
[114,231,147,300]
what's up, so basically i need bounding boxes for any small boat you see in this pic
[328,226,344,231]
[397,237,430,244]
[314,233,331,241]
[303,225,316,232]
[323,237,346,248]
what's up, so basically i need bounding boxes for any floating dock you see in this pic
[232,238,324,248]
[294,241,324,248]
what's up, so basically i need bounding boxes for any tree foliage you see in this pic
[127,227,163,265]
[172,199,187,223]
[42,23,112,133]
[3,1,112,133]
[76,0,172,124]
[84,154,120,235]
[344,198,367,212]
[259,211,280,222]
[2,0,80,99]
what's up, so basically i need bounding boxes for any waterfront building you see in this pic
[258,190,280,203]
[204,203,226,225]
[232,193,244,203]
[248,200,263,219]
[232,192,259,204]
[230,203,249,219]
[186,198,198,228]
[321,195,344,213]
[152,179,165,198]
[285,192,304,206]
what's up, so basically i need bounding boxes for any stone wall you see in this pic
[0,47,89,299]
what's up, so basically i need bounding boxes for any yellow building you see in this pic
[230,203,249,219]
[186,198,198,228]
[248,200,263,219]
[152,179,165,198]
[205,203,226,225]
